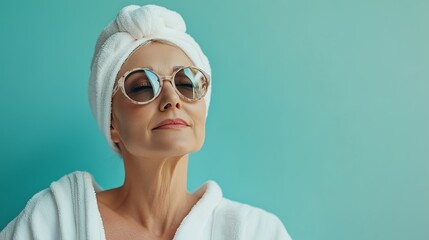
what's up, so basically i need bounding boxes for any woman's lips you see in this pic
[153,118,189,130]
[155,124,188,129]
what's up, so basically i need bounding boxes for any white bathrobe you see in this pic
[0,171,292,240]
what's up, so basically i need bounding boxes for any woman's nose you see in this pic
[158,80,181,111]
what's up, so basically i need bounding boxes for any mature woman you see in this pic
[1,4,292,240]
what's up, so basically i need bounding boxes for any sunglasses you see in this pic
[112,66,211,105]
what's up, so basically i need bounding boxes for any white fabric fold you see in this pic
[1,171,292,240]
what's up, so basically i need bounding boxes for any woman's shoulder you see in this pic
[0,183,59,239]
[211,197,292,240]
[0,171,98,239]
[5,171,89,222]
[9,188,54,221]
[215,197,286,225]
[13,170,96,211]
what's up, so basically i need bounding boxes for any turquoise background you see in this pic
[1,0,428,239]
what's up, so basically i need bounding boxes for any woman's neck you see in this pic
[103,154,200,238]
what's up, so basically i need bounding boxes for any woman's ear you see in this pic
[110,114,121,143]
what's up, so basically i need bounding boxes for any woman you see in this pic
[1,4,292,240]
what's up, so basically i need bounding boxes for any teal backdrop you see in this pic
[1,0,428,239]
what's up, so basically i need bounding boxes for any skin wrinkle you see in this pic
[95,40,207,240]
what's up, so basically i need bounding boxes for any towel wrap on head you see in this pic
[88,4,212,156]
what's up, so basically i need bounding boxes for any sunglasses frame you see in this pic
[112,66,211,105]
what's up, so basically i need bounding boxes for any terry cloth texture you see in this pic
[1,171,292,240]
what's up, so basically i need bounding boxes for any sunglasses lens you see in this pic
[124,69,160,103]
[175,67,208,100]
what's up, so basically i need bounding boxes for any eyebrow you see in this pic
[173,65,185,70]
[146,65,185,71]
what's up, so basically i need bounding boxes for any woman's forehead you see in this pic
[117,42,193,77]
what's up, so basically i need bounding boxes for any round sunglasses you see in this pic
[112,66,210,105]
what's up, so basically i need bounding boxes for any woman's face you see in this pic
[111,42,207,158]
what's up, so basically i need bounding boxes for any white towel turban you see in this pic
[88,4,212,156]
